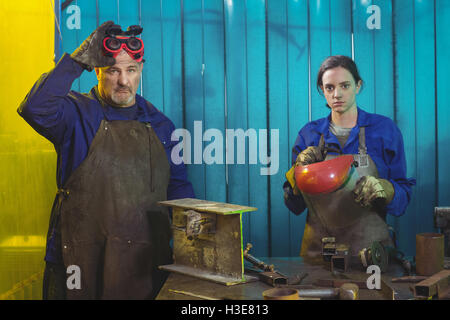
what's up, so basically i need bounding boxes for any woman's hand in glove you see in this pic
[352,176,395,209]
[295,146,325,166]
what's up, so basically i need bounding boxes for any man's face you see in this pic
[321,66,361,114]
[96,50,143,108]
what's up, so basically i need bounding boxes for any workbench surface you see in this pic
[156,257,416,300]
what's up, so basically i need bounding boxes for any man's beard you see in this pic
[111,87,134,106]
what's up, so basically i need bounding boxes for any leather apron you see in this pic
[299,127,393,258]
[56,118,171,299]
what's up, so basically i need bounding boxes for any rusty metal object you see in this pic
[434,207,450,257]
[287,272,309,285]
[331,245,350,273]
[158,198,258,285]
[298,284,358,300]
[314,278,367,289]
[416,233,444,276]
[298,288,340,299]
[339,283,360,300]
[168,289,220,300]
[258,271,288,286]
[185,210,216,240]
[380,278,395,300]
[391,276,428,283]
[414,270,450,299]
[322,237,336,262]
[263,288,299,300]
[243,243,275,273]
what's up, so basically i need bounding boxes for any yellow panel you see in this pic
[0,0,55,300]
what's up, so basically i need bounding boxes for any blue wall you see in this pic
[56,0,450,257]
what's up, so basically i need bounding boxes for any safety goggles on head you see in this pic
[103,24,145,62]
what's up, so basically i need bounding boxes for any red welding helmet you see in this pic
[294,155,355,195]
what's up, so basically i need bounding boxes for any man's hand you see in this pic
[295,146,325,166]
[352,176,395,209]
[70,21,116,71]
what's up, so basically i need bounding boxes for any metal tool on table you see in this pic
[243,243,287,286]
[359,241,413,274]
[322,237,350,272]
[243,243,308,287]
[263,283,359,300]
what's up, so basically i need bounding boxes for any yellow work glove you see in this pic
[352,176,395,209]
[285,165,300,195]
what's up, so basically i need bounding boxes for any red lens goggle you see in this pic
[103,36,144,62]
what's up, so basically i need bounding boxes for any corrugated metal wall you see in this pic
[56,0,450,257]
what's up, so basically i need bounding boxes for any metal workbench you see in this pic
[156,256,416,300]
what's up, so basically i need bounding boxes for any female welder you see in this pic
[283,55,416,258]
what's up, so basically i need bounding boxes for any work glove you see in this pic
[295,146,325,167]
[352,176,395,210]
[70,21,116,71]
[285,146,325,195]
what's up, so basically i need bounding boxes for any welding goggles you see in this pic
[103,24,144,62]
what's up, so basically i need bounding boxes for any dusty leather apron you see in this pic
[56,118,171,299]
[300,127,393,258]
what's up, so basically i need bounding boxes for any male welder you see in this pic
[18,21,195,299]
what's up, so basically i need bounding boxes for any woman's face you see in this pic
[321,66,362,115]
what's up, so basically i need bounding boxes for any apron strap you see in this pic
[320,134,341,155]
[145,122,156,192]
[358,126,367,155]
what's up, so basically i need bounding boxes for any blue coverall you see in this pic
[284,107,416,217]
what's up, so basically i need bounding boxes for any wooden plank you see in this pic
[267,0,290,256]
[353,0,375,114]
[61,1,81,91]
[224,0,250,239]
[161,0,184,128]
[203,0,227,204]
[183,0,206,200]
[97,0,119,24]
[393,0,417,256]
[436,0,450,208]
[116,0,140,96]
[78,0,98,94]
[414,0,436,234]
[373,0,394,119]
[330,0,352,57]
[246,0,269,257]
[158,198,257,214]
[140,0,164,109]
[372,0,396,232]
[309,0,331,120]
[286,0,309,256]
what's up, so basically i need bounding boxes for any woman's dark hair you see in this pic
[316,55,363,95]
